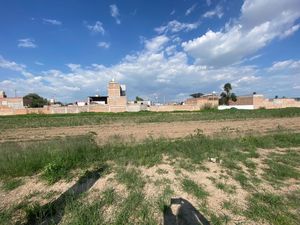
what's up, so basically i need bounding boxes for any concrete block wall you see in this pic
[127,104,148,112]
[185,97,218,108]
[229,96,254,106]
[149,105,200,112]
[89,105,109,112]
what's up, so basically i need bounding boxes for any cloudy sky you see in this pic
[0,0,299,103]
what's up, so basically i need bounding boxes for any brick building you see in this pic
[223,94,300,109]
[0,91,24,110]
[107,79,127,112]
[185,93,219,108]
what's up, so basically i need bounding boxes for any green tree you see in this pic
[135,96,144,101]
[220,83,237,105]
[23,93,49,108]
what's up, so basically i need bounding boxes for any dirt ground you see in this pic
[1,147,299,225]
[1,117,300,143]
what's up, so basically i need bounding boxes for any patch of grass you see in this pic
[116,167,145,191]
[153,178,171,186]
[157,185,174,212]
[1,178,24,191]
[222,200,242,215]
[272,150,300,167]
[63,188,117,225]
[182,178,208,199]
[0,210,13,225]
[1,132,300,184]
[286,190,300,210]
[263,150,300,185]
[156,168,168,175]
[245,192,298,225]
[243,159,256,170]
[24,191,42,200]
[0,135,99,180]
[114,191,156,225]
[209,212,231,225]
[42,191,59,200]
[265,160,299,181]
[215,182,236,194]
[41,162,68,184]
[264,151,300,183]
[1,108,300,130]
[233,172,253,189]
[177,159,197,171]
[174,169,181,175]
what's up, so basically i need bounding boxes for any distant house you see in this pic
[218,94,300,110]
[185,93,219,108]
[88,96,108,105]
[0,91,24,109]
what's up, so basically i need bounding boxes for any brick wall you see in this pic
[0,97,24,109]
[254,96,300,109]
[149,105,200,112]
[229,96,254,105]
[185,97,218,109]
[107,81,127,112]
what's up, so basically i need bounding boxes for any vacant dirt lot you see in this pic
[1,117,300,143]
[1,115,300,224]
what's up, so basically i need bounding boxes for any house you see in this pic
[218,94,300,110]
[185,93,219,108]
[0,91,24,109]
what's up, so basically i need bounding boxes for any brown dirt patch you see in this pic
[1,117,300,143]
[0,175,76,211]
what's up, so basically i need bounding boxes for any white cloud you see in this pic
[268,60,300,71]
[97,42,110,49]
[43,18,62,25]
[182,0,300,67]
[66,64,81,71]
[206,0,212,6]
[0,55,32,77]
[155,20,199,34]
[280,24,300,39]
[2,34,299,102]
[18,38,37,48]
[185,4,197,16]
[35,61,44,66]
[144,35,169,52]
[170,10,175,16]
[203,5,223,19]
[86,21,105,34]
[110,4,121,24]
[0,55,26,72]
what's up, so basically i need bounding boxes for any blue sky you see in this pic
[0,0,299,103]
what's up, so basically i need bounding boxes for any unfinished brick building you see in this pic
[107,79,127,112]
[0,91,24,109]
[219,94,300,110]
[185,93,219,108]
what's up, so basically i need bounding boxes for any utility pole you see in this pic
[212,91,216,107]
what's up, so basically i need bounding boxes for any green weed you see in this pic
[182,178,208,199]
[245,192,298,225]
[1,178,24,191]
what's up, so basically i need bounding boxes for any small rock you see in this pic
[210,158,217,163]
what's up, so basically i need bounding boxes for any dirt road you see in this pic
[1,117,300,143]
